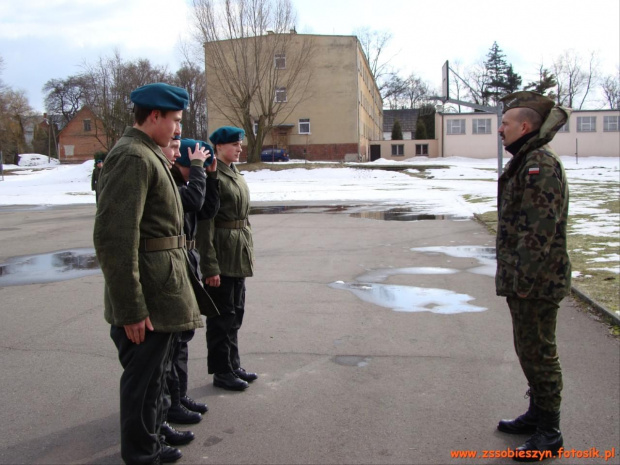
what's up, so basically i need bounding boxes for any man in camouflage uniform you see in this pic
[495,91,571,462]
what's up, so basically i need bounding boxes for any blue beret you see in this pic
[209,126,245,146]
[177,139,214,167]
[130,83,189,111]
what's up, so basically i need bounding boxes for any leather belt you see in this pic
[215,219,248,229]
[139,235,186,252]
[186,240,195,251]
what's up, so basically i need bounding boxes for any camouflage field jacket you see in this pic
[495,106,572,301]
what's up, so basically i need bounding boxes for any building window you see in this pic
[253,122,258,135]
[603,115,619,132]
[415,144,428,155]
[472,118,491,134]
[447,119,466,135]
[275,53,286,69]
[83,119,91,132]
[391,144,404,156]
[299,118,310,134]
[577,116,596,132]
[275,87,287,103]
[557,121,569,132]
[64,145,75,157]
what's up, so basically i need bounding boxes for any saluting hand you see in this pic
[188,143,208,163]
[124,317,154,344]
[205,154,217,173]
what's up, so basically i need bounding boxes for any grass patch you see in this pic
[474,211,619,316]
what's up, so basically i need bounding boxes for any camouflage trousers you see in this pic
[507,297,563,412]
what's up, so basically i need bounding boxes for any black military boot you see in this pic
[513,410,563,462]
[167,403,202,424]
[160,421,195,446]
[498,392,539,434]
[181,395,208,414]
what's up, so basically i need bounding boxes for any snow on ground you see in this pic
[1,155,618,238]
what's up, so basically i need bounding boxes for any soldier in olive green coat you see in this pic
[93,83,203,465]
[196,126,257,391]
[495,91,571,462]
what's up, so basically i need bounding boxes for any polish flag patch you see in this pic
[528,166,540,175]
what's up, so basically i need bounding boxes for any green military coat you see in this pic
[93,127,203,332]
[196,162,254,279]
[495,106,572,301]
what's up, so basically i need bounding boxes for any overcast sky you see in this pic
[1,0,618,112]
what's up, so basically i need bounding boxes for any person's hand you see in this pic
[205,275,221,287]
[205,154,217,173]
[124,317,154,344]
[188,143,208,163]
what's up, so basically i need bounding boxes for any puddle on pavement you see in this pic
[356,267,458,283]
[411,246,496,277]
[250,205,470,221]
[332,355,371,367]
[350,210,468,221]
[329,246,495,314]
[329,281,486,314]
[0,248,100,286]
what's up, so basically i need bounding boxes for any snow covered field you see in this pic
[1,154,618,279]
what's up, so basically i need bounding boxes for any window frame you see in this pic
[603,115,619,132]
[447,119,466,135]
[83,119,92,132]
[415,144,429,155]
[274,53,286,69]
[472,118,491,135]
[577,116,596,132]
[275,87,287,103]
[391,144,404,156]
[298,118,310,134]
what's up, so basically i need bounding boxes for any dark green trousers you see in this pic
[507,297,563,412]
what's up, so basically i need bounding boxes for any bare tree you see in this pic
[80,51,173,150]
[402,74,430,109]
[43,76,87,126]
[552,50,599,109]
[465,60,491,107]
[175,63,208,140]
[600,68,619,110]
[192,0,315,162]
[382,74,407,109]
[0,88,34,162]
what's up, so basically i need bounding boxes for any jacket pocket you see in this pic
[140,251,184,296]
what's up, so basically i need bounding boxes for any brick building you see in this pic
[58,107,107,163]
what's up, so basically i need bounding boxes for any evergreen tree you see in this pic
[414,118,427,139]
[482,42,522,105]
[504,65,522,94]
[391,119,403,140]
[525,66,557,99]
[417,104,436,139]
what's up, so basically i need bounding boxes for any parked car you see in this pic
[261,148,290,162]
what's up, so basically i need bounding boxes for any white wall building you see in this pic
[375,109,620,160]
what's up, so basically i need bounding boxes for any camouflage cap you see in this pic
[500,91,555,118]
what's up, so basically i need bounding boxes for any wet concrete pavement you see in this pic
[0,204,618,464]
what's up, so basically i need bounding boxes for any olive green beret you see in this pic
[209,126,245,146]
[500,91,555,118]
[177,138,214,167]
[130,83,189,111]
